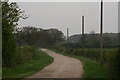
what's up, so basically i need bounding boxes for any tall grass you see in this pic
[105,48,120,78]
[14,46,36,66]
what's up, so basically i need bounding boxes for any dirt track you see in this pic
[28,49,84,78]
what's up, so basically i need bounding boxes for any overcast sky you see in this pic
[17,2,118,36]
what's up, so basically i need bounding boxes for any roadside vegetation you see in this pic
[3,47,53,78]
[50,46,119,78]
[50,49,108,78]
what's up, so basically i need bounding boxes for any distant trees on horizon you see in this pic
[62,31,118,48]
[15,26,66,47]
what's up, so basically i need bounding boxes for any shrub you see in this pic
[105,48,119,78]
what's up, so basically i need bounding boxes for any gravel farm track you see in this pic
[28,49,84,78]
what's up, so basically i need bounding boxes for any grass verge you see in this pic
[2,50,53,78]
[50,49,108,78]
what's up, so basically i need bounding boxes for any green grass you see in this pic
[50,49,108,78]
[2,50,53,78]
[0,67,1,79]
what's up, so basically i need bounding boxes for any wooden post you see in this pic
[100,0,103,64]
[67,28,69,50]
[82,16,85,56]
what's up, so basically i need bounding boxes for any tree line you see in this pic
[15,26,65,47]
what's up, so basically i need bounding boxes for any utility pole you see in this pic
[67,28,69,49]
[82,16,85,56]
[100,0,103,64]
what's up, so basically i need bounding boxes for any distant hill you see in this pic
[68,33,118,43]
[68,34,81,42]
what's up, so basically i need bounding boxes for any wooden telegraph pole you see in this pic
[82,16,85,56]
[67,28,69,49]
[100,0,103,64]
